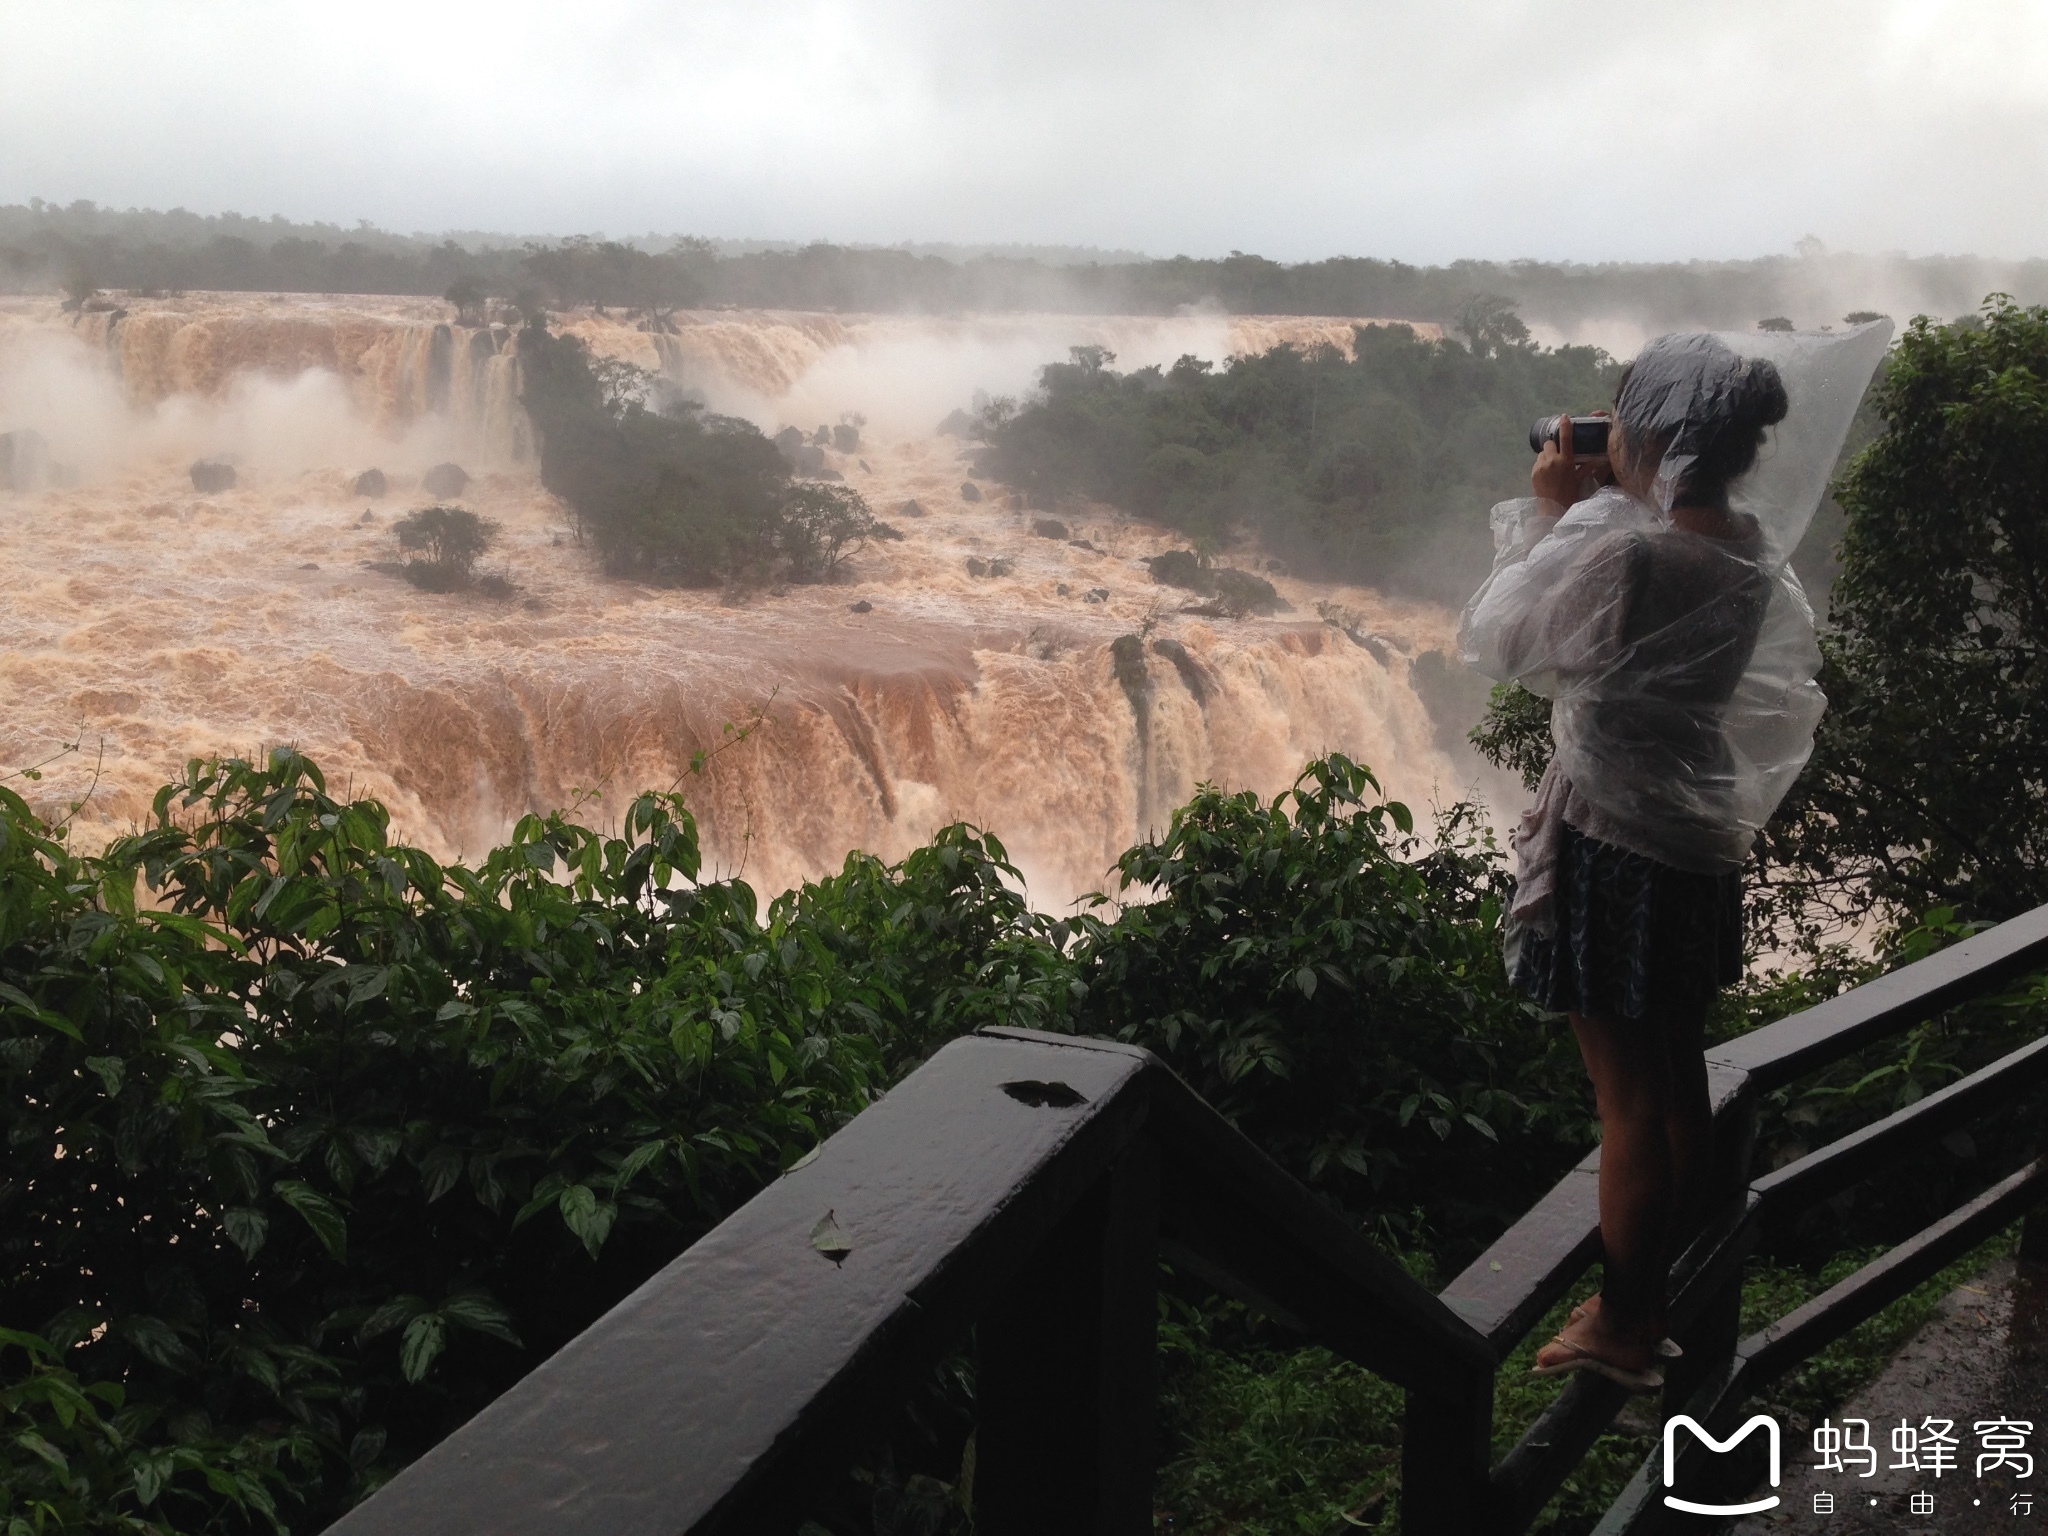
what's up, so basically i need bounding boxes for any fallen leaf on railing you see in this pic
[811,1209,853,1264]
[1000,1079,1086,1108]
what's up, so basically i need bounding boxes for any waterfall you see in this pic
[0,293,1486,906]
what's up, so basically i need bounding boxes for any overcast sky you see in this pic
[2,0,2044,262]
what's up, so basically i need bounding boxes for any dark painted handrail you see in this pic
[327,904,2048,1536]
[328,1028,1494,1536]
[1712,902,2048,1088]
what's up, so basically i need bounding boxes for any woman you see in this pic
[1459,334,1793,1390]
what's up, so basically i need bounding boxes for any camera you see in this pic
[1530,415,1610,456]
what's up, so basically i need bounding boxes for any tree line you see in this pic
[7,200,2046,328]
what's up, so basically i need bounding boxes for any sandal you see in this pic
[1532,1332,1666,1392]
[1570,1297,1683,1359]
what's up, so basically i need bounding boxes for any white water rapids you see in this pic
[0,293,1497,910]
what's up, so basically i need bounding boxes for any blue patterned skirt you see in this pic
[1512,823,1745,1020]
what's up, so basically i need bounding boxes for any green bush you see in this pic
[777,483,884,583]
[1766,297,2048,933]
[1073,756,1590,1258]
[0,751,1058,1533]
[393,505,496,591]
[11,745,2007,1534]
[519,322,790,586]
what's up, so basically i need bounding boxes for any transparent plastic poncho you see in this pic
[1459,322,1892,879]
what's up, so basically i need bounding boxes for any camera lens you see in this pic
[1529,416,1612,455]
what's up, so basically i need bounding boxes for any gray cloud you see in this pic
[1,0,2043,259]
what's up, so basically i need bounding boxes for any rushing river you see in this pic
[0,293,1488,910]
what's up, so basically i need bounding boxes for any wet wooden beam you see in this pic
[327,1033,1154,1536]
[988,1029,1495,1400]
[1751,1033,2048,1223]
[1709,901,2048,1091]
[976,1137,1161,1536]
[1742,1157,2046,1388]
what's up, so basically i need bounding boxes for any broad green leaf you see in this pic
[357,1296,426,1343]
[558,1184,617,1259]
[610,1139,666,1193]
[276,1180,347,1259]
[83,1054,124,1096]
[221,1207,269,1259]
[118,1315,199,1373]
[135,1450,173,1505]
[349,1427,388,1471]
[0,1328,56,1360]
[399,1313,448,1383]
[419,1144,464,1203]
[16,1431,68,1473]
[440,1291,523,1347]
[347,1125,401,1174]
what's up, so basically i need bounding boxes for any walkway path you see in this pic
[1732,1252,2046,1533]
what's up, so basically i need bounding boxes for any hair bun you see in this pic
[1733,357,1790,430]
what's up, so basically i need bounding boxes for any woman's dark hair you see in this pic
[1613,334,1790,506]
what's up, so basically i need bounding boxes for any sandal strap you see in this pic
[1537,1331,1661,1380]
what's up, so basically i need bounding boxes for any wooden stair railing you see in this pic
[326,1028,1495,1536]
[1450,903,2048,1533]
[327,905,2048,1536]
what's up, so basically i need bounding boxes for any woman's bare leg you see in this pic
[1662,996,1715,1251]
[1543,1008,1676,1365]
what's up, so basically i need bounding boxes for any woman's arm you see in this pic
[1460,411,1632,686]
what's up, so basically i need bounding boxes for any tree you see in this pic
[973,323,1617,606]
[1757,316,1795,332]
[1470,681,1553,791]
[1760,298,2048,935]
[0,751,902,1533]
[444,274,487,326]
[1452,293,1532,358]
[394,505,497,590]
[1074,756,1588,1255]
[777,483,881,582]
[59,267,97,312]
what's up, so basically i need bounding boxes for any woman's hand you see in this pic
[1531,413,1613,508]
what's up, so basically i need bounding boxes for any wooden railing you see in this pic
[328,906,2048,1536]
[1449,903,2048,1533]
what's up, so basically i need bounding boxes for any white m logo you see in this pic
[1662,1414,1781,1515]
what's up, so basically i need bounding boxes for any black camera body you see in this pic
[1530,415,1610,456]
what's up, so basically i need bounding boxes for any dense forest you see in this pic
[968,322,1618,605]
[5,199,2046,331]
